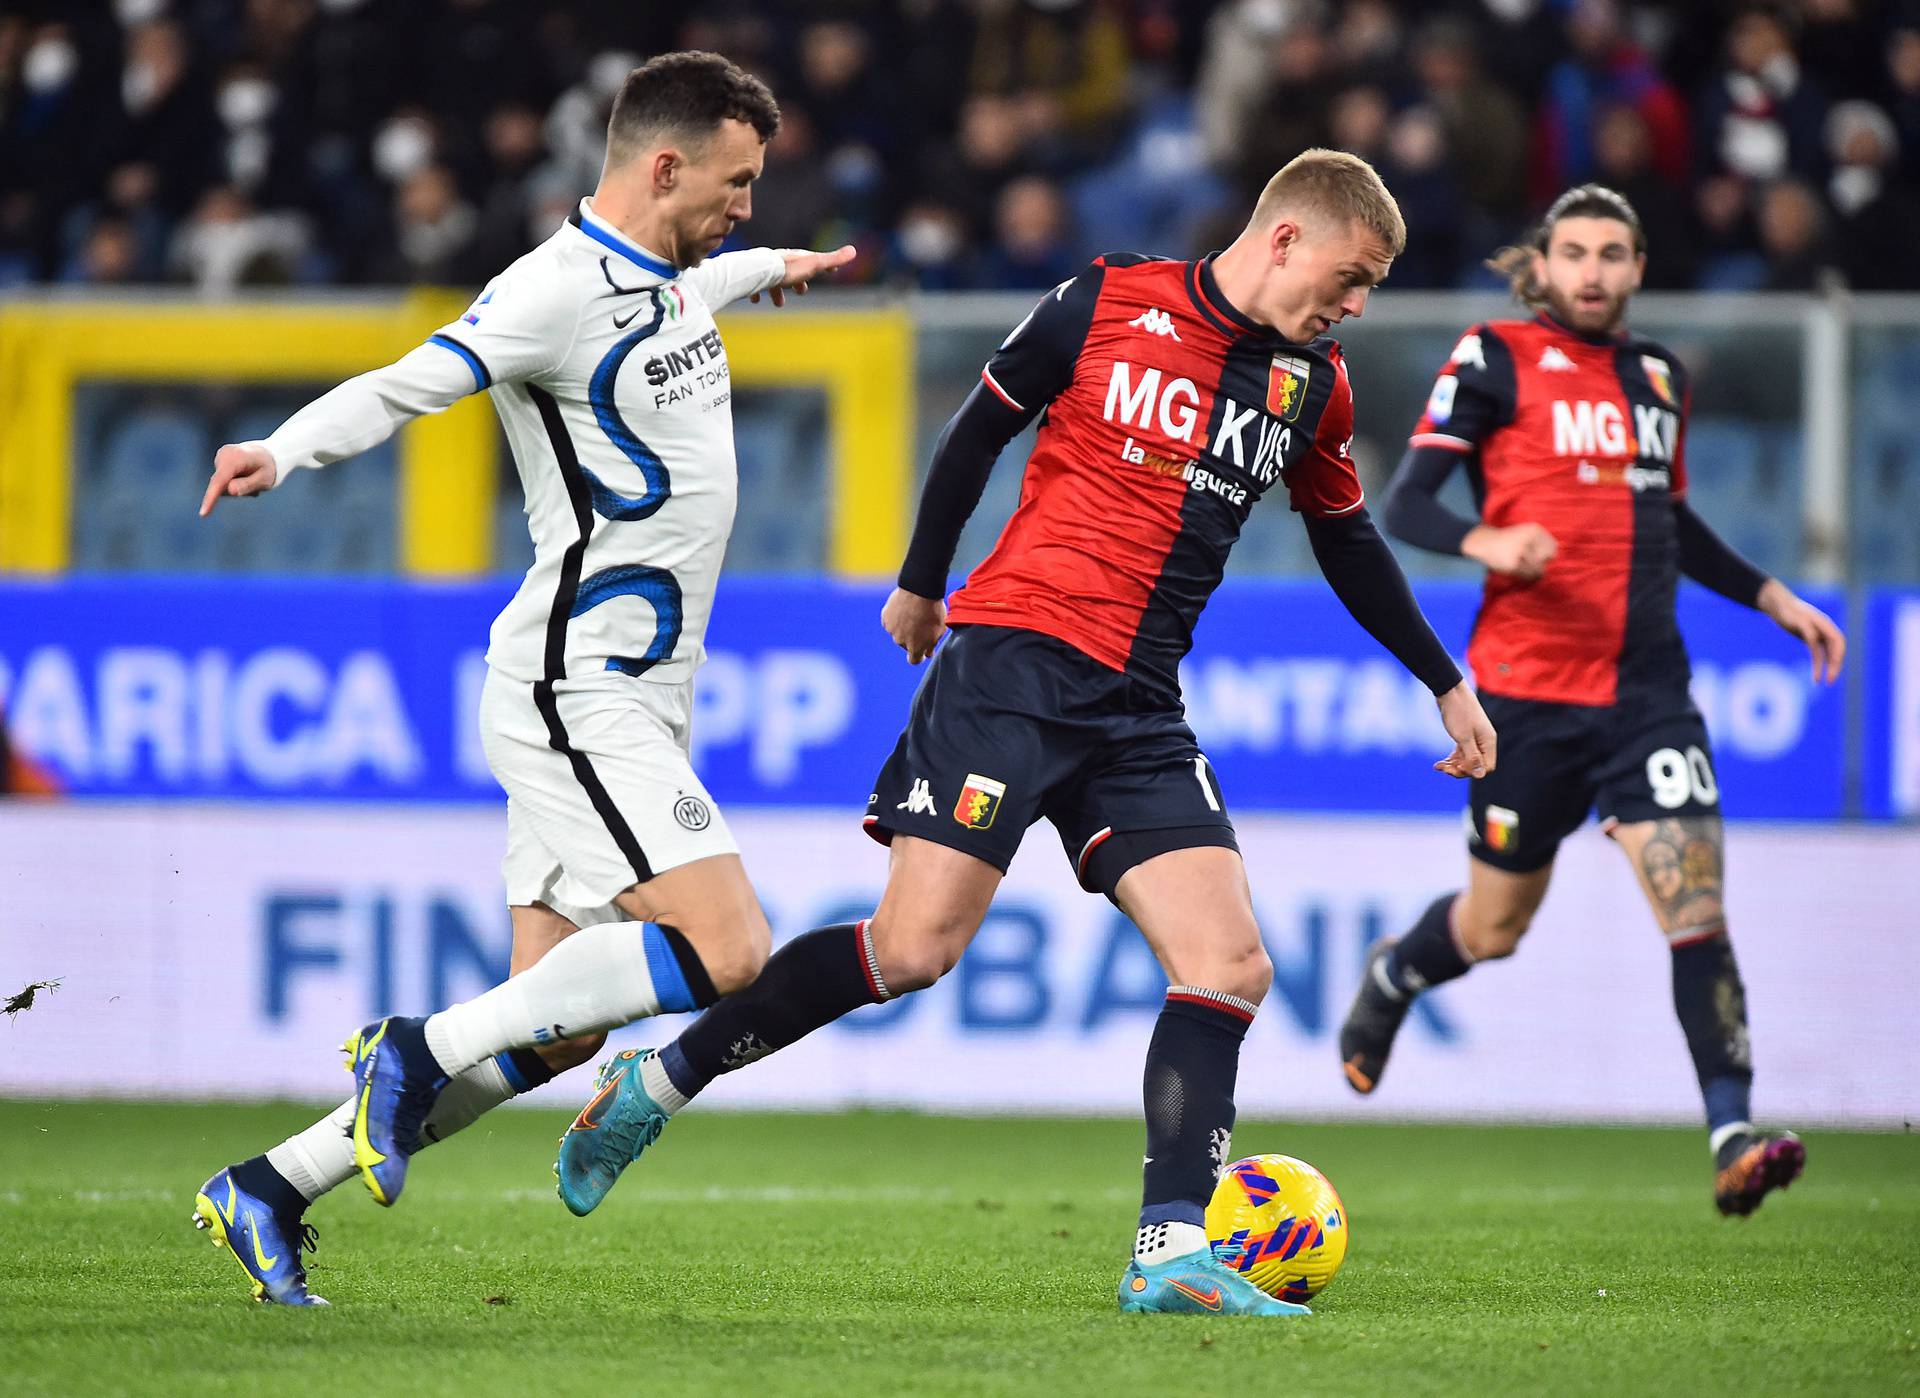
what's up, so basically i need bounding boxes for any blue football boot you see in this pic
[555,1047,670,1217]
[192,1167,327,1306]
[1119,1244,1313,1317]
[341,1015,449,1206]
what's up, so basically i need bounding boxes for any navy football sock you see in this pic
[228,1154,310,1221]
[659,922,886,1100]
[1385,893,1471,996]
[1139,988,1256,1230]
[1670,932,1753,1136]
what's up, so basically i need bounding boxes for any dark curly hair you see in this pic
[606,51,780,165]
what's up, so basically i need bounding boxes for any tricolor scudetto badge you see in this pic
[954,773,1006,830]
[1268,354,1312,421]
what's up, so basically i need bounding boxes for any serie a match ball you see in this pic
[1205,1153,1349,1304]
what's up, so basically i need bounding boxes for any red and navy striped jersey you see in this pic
[1410,313,1692,704]
[947,254,1364,692]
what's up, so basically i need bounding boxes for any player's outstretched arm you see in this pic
[1756,578,1846,684]
[748,245,856,307]
[196,340,483,517]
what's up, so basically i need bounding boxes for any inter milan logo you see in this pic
[1267,354,1311,421]
[954,773,1006,830]
[673,795,712,831]
[1641,355,1676,406]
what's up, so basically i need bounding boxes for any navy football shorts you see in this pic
[1468,688,1721,873]
[864,624,1237,897]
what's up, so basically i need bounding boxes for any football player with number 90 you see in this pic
[1336,184,1846,1219]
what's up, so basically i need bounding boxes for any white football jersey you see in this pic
[261,199,784,685]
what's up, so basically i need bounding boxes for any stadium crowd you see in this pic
[4,0,1920,294]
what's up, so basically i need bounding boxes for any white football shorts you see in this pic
[479,666,738,913]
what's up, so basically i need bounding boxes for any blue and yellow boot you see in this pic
[191,1167,326,1306]
[342,1015,449,1206]
[555,1047,670,1217]
[1119,1244,1312,1317]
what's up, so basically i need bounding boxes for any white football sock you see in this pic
[1710,1120,1754,1156]
[265,1058,525,1202]
[637,1050,689,1114]
[1135,1220,1210,1265]
[420,1056,518,1144]
[424,922,668,1075]
[268,1098,358,1202]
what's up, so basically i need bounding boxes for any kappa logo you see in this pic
[954,773,1006,830]
[1449,331,1486,370]
[1538,345,1577,372]
[897,777,936,815]
[1129,307,1181,339]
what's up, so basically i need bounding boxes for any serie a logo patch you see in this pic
[954,773,1006,830]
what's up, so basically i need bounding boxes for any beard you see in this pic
[1542,282,1629,334]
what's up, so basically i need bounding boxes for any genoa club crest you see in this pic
[1268,354,1311,422]
[954,773,1006,830]
[1641,355,1675,406]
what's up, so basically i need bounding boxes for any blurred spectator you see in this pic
[1233,12,1340,196]
[373,165,480,285]
[1695,5,1829,184]
[1328,85,1391,168]
[1825,100,1920,290]
[1193,0,1296,174]
[167,186,310,292]
[734,103,835,255]
[1535,0,1690,201]
[469,102,551,272]
[1693,173,1768,291]
[968,0,1133,153]
[884,198,973,289]
[1377,105,1463,289]
[1754,178,1829,290]
[1793,0,1883,103]
[1330,0,1402,83]
[1888,21,1920,182]
[114,18,218,215]
[1591,104,1695,289]
[1411,17,1529,222]
[920,92,1037,246]
[976,174,1077,289]
[64,214,141,285]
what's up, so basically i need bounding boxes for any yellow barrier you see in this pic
[0,296,911,578]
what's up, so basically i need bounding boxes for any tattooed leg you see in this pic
[1610,817,1754,1145]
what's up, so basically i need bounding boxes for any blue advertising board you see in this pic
[1861,588,1920,819]
[0,577,1848,816]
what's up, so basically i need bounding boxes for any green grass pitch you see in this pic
[0,1101,1913,1396]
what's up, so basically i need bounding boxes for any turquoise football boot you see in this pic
[555,1047,670,1217]
[191,1167,327,1306]
[1118,1244,1312,1317]
[342,1015,449,1206]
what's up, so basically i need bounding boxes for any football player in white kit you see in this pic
[189,51,854,1306]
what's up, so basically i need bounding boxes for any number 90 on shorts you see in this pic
[1646,745,1719,810]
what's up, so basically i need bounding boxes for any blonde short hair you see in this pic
[1250,149,1406,257]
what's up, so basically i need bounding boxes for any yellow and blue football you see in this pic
[1205,1153,1349,1303]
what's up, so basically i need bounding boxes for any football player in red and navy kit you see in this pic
[1337,185,1846,1218]
[560,152,1497,1315]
